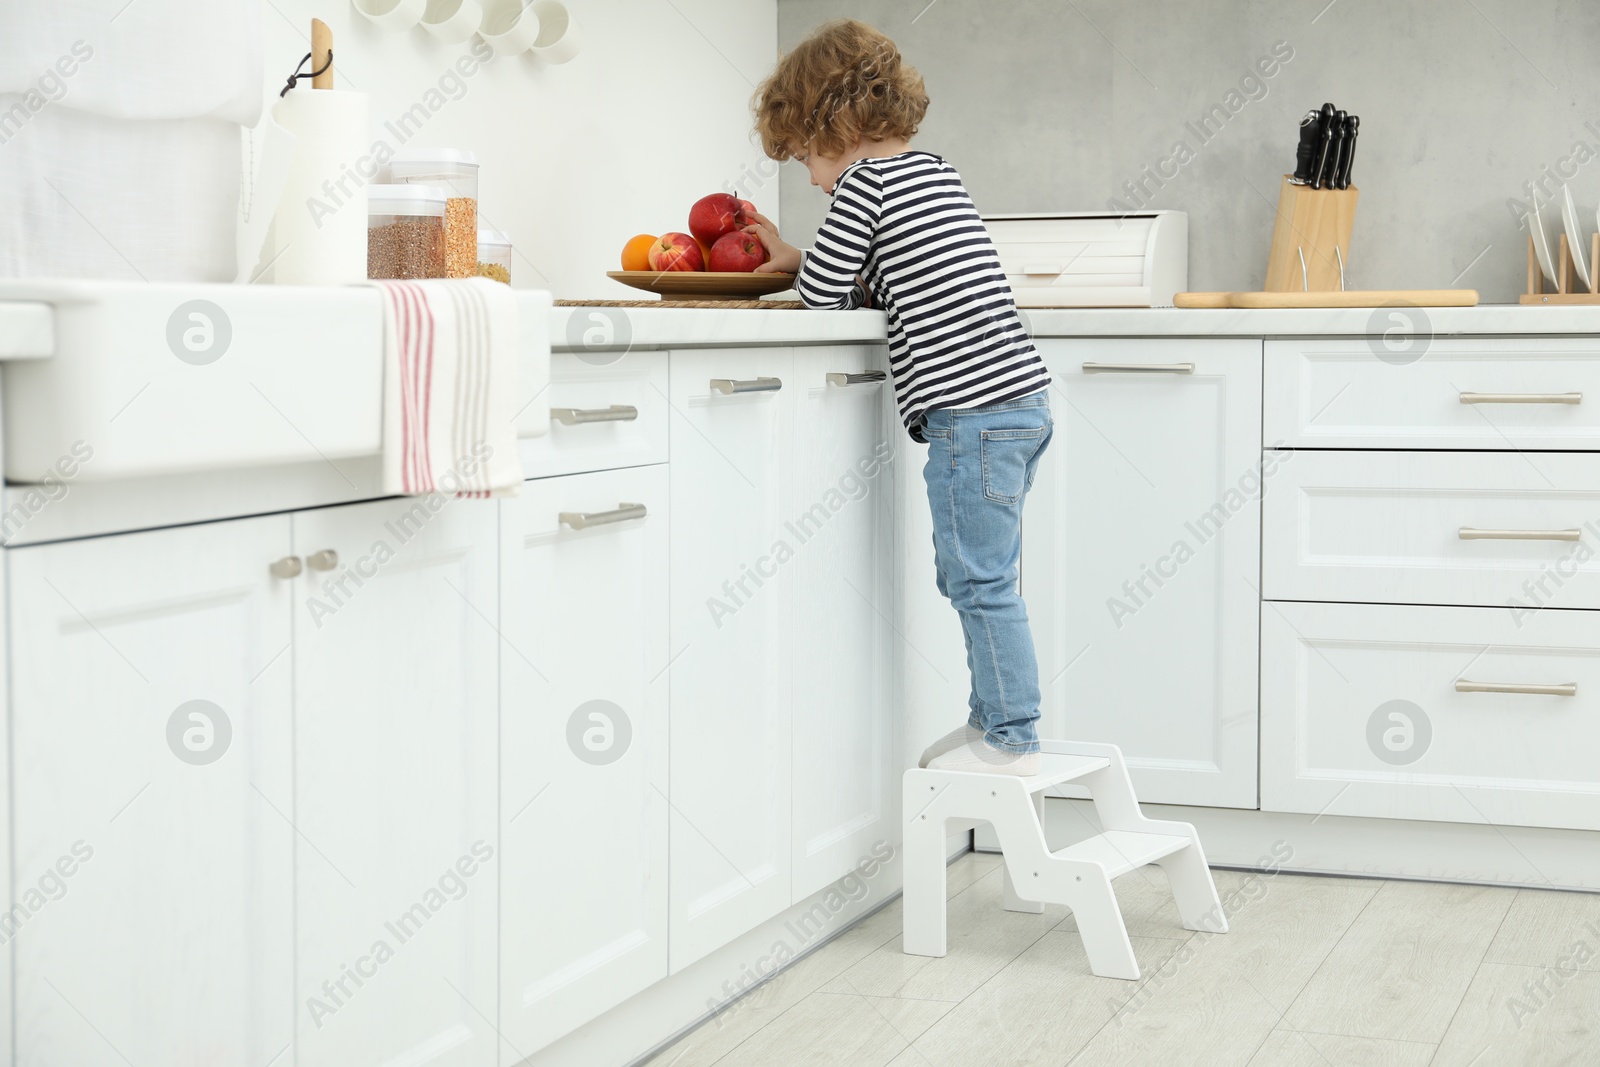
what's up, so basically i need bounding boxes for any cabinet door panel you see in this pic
[10,518,293,1067]
[500,465,669,1058]
[293,498,499,1067]
[668,347,794,970]
[1025,339,1261,808]
[790,346,896,898]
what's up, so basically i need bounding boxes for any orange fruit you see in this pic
[621,233,657,272]
[696,237,714,266]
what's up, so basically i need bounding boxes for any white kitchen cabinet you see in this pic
[1264,336,1600,450]
[1262,449,1600,610]
[500,465,670,1057]
[1024,338,1262,808]
[789,346,896,900]
[1261,599,1600,832]
[667,347,796,970]
[292,498,499,1067]
[9,518,294,1067]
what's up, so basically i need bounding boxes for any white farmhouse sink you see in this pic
[0,281,550,483]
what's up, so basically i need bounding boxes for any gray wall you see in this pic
[776,0,1600,302]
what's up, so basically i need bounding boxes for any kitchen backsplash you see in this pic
[261,0,778,299]
[778,0,1600,303]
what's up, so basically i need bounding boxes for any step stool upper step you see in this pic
[1019,752,1111,793]
[1051,830,1192,879]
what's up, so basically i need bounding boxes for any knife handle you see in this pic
[1326,109,1348,189]
[1310,102,1337,189]
[1336,115,1359,189]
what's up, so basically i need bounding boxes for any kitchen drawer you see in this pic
[1265,337,1600,450]
[1263,449,1600,610]
[1261,599,1600,832]
[518,351,668,479]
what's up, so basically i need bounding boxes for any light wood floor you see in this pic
[644,851,1600,1066]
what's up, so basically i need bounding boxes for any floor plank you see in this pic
[1431,962,1600,1067]
[818,863,1066,1002]
[711,991,950,1067]
[1483,887,1600,972]
[1281,880,1516,1044]
[900,931,1183,1066]
[1246,1029,1435,1066]
[1064,870,1378,1065]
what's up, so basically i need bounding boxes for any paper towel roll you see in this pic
[266,88,368,285]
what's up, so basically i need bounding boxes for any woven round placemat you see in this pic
[555,299,807,309]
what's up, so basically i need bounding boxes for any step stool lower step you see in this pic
[1052,830,1193,879]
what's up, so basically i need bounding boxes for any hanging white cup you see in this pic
[478,0,541,56]
[351,0,426,30]
[421,0,483,43]
[530,1,582,63]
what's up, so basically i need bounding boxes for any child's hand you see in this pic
[743,212,802,274]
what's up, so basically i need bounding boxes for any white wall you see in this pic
[262,0,779,299]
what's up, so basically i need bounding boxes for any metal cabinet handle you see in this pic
[1455,679,1577,697]
[1459,527,1581,542]
[1081,362,1194,374]
[307,549,340,571]
[552,405,638,425]
[559,502,647,530]
[710,377,782,395]
[270,556,303,579]
[826,371,887,387]
[1459,392,1582,405]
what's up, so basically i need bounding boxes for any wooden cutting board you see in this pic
[1175,289,1479,309]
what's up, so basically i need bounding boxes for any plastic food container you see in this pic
[477,228,512,284]
[386,149,479,279]
[367,184,447,279]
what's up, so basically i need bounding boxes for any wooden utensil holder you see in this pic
[1521,233,1600,304]
[1264,175,1359,292]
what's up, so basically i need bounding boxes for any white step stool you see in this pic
[902,740,1227,980]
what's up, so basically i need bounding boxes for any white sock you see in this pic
[927,737,1040,777]
[918,724,981,768]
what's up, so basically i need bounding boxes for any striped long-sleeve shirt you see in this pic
[795,151,1050,442]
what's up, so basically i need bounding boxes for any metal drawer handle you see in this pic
[1082,362,1194,375]
[559,502,646,530]
[1459,392,1582,405]
[307,549,339,571]
[552,405,638,425]
[1455,679,1577,697]
[826,371,887,387]
[269,556,303,579]
[710,377,783,395]
[1459,527,1582,542]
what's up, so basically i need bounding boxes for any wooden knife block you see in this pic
[1264,175,1359,291]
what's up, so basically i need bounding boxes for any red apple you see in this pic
[648,232,703,272]
[708,230,768,273]
[688,193,753,246]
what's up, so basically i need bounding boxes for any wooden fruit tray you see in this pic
[608,270,797,302]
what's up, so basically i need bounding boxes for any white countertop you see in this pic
[550,303,1600,350]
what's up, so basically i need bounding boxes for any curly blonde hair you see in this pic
[753,20,929,160]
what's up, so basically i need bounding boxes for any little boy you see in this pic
[746,19,1052,776]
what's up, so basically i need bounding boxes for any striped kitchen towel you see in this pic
[372,278,522,497]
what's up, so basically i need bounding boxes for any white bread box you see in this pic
[983,211,1188,307]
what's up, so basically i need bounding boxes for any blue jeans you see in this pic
[920,390,1052,754]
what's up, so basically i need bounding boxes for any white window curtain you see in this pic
[0,0,262,281]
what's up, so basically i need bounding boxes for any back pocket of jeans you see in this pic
[980,427,1045,504]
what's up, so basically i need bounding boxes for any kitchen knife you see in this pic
[1324,109,1348,190]
[1336,114,1359,188]
[1291,109,1321,184]
[1309,102,1336,189]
